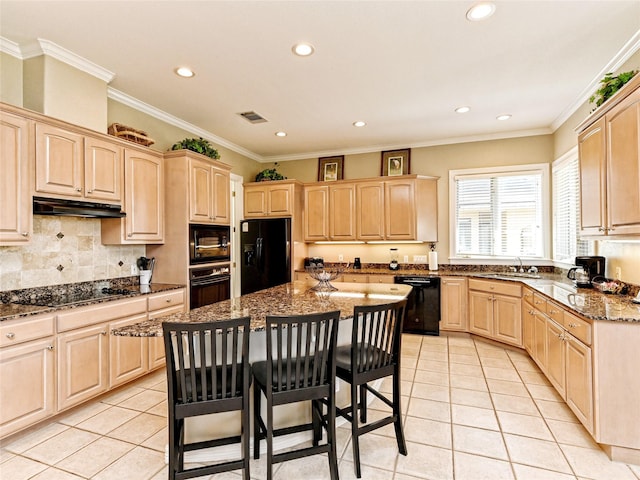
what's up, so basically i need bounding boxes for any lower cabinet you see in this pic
[0,336,56,438]
[57,323,110,411]
[441,277,467,331]
[468,279,522,347]
[545,319,567,398]
[565,333,593,433]
[109,313,149,389]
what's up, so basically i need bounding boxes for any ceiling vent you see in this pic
[238,111,268,124]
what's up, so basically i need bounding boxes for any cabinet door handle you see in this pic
[5,332,15,339]
[101,331,107,336]
[21,232,29,237]
[46,345,54,351]
[87,189,93,194]
[567,322,578,328]
[76,187,82,192]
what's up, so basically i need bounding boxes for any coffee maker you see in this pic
[574,256,606,286]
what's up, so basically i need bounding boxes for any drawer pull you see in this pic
[46,345,54,351]
[166,299,172,303]
[21,232,29,237]
[5,332,15,339]
[549,309,558,314]
[101,331,107,336]
[567,322,578,328]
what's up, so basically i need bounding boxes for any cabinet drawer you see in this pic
[342,274,367,283]
[468,279,521,297]
[295,273,314,282]
[58,297,147,332]
[522,287,535,306]
[148,290,185,312]
[532,293,548,313]
[546,301,564,324]
[563,311,592,346]
[0,314,55,347]
[368,274,395,284]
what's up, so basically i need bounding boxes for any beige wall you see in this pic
[107,99,260,182]
[0,52,23,106]
[552,50,640,285]
[294,135,554,265]
[24,56,108,131]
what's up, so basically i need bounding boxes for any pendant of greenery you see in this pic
[589,70,638,110]
[171,137,220,159]
[255,167,286,182]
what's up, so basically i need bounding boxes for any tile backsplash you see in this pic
[0,216,145,290]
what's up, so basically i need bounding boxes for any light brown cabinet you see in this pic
[244,180,301,218]
[188,155,230,225]
[577,75,640,237]
[440,277,468,332]
[354,176,438,241]
[329,183,357,240]
[304,185,329,241]
[101,148,164,244]
[35,123,123,203]
[109,313,149,388]
[147,289,186,369]
[0,109,32,245]
[0,314,56,438]
[468,279,522,347]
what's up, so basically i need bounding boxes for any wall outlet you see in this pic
[615,266,622,280]
[403,255,409,263]
[413,255,427,263]
[338,254,344,261]
[131,264,140,275]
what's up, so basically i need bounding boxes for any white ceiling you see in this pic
[1,1,639,162]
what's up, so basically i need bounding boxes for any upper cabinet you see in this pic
[101,149,164,244]
[307,175,438,243]
[244,180,302,218]
[577,75,640,237]
[188,155,230,225]
[35,123,123,203]
[0,109,33,245]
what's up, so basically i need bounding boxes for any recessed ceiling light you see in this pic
[353,121,366,127]
[497,114,512,121]
[275,131,287,137]
[175,67,195,78]
[292,43,315,56]
[455,106,471,113]
[466,2,496,21]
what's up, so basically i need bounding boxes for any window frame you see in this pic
[448,163,551,264]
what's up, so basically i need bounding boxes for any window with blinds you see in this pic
[552,153,591,263]
[450,165,549,259]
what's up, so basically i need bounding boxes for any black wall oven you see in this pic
[190,264,231,309]
[189,224,230,264]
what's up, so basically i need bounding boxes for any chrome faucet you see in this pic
[515,257,524,273]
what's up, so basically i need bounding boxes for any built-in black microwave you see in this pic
[189,224,231,264]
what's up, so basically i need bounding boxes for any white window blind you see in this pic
[452,166,547,259]
[553,153,591,263]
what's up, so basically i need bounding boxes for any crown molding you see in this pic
[0,37,22,58]
[552,28,640,132]
[37,39,115,83]
[262,127,553,163]
[107,87,263,162]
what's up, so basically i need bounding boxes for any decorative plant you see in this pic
[255,165,286,182]
[589,70,638,109]
[170,137,220,159]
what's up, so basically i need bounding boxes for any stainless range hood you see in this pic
[33,196,126,218]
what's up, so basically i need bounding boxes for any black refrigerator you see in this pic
[240,218,291,295]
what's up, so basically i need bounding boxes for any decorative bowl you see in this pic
[591,276,628,295]
[305,264,349,291]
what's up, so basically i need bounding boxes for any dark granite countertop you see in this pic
[0,282,186,322]
[112,281,413,337]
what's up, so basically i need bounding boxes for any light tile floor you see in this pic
[2,333,640,480]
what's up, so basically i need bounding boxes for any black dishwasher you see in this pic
[394,276,440,335]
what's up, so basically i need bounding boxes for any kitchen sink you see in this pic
[480,272,542,280]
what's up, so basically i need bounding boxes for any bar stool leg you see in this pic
[254,386,261,460]
[393,365,407,455]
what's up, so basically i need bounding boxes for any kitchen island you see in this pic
[111,280,413,336]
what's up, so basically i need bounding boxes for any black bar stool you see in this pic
[253,310,340,480]
[163,317,251,480]
[335,300,408,478]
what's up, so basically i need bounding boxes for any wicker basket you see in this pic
[108,123,155,147]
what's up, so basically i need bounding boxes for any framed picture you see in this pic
[317,155,344,182]
[381,148,410,176]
